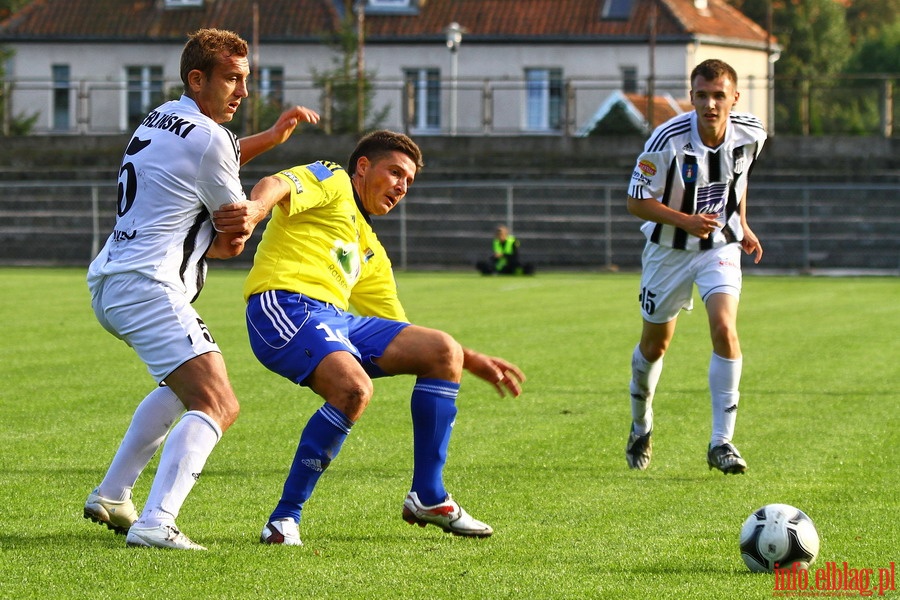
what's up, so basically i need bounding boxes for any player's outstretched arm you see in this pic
[239,105,320,166]
[462,348,526,397]
[213,176,292,247]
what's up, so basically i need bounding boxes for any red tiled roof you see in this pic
[0,0,769,45]
[624,92,693,127]
[0,0,341,40]
[365,0,767,43]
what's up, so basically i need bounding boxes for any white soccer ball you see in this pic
[739,503,820,573]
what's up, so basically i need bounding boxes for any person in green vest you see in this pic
[477,224,534,275]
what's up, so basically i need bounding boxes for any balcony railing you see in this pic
[1,74,897,137]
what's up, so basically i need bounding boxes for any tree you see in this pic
[0,0,30,20]
[310,4,389,134]
[767,0,852,133]
[728,0,898,135]
[1,1,41,135]
[844,0,900,44]
[835,22,900,134]
[0,46,39,136]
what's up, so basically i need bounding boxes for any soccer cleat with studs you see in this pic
[625,425,653,470]
[260,518,303,546]
[402,492,493,537]
[83,487,138,535]
[125,523,206,550]
[707,442,748,474]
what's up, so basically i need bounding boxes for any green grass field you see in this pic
[0,268,897,599]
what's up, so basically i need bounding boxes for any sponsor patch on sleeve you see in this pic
[280,170,304,194]
[307,161,334,182]
[638,159,657,177]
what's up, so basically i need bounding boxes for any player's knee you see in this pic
[710,323,739,352]
[219,398,240,430]
[186,393,239,431]
[429,332,464,377]
[639,341,668,363]
[333,379,373,421]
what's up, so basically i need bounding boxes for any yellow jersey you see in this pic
[243,160,407,322]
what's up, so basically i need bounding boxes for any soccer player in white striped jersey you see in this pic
[83,28,319,550]
[624,59,767,474]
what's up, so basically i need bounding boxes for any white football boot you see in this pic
[126,523,206,550]
[84,487,138,535]
[402,492,493,537]
[260,518,303,546]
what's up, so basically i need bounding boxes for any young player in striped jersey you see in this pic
[231,130,525,546]
[624,59,767,475]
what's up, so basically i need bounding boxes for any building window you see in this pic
[366,0,416,12]
[602,0,633,20]
[52,64,70,131]
[258,66,284,104]
[524,68,563,132]
[404,68,441,132]
[621,66,638,94]
[126,66,164,130]
[164,0,203,8]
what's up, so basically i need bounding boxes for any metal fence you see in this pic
[2,74,898,137]
[1,180,897,274]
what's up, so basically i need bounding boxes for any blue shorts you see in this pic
[246,290,410,386]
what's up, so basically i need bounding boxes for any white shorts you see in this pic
[638,243,742,324]
[89,272,221,383]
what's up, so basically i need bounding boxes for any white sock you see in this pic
[630,345,663,436]
[710,353,742,447]
[137,410,222,527]
[98,386,184,501]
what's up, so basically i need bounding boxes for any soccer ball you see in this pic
[739,504,820,573]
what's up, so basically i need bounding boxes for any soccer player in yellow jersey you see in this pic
[233,130,525,546]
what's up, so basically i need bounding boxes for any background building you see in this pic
[0,0,774,135]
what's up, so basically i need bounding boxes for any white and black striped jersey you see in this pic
[87,95,245,301]
[627,111,767,251]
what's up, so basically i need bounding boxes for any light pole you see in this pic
[445,22,464,136]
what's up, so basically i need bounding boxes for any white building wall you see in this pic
[3,40,769,134]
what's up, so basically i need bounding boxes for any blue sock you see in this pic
[410,378,459,506]
[269,403,353,523]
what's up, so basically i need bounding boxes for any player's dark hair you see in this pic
[347,130,424,176]
[180,29,249,88]
[690,59,738,87]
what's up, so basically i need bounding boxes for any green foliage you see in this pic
[0,0,29,20]
[844,0,900,43]
[843,22,900,75]
[775,0,850,79]
[586,101,647,136]
[0,46,39,136]
[0,269,897,599]
[310,11,390,134]
[728,0,897,135]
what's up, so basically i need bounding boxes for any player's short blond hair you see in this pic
[180,28,249,87]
